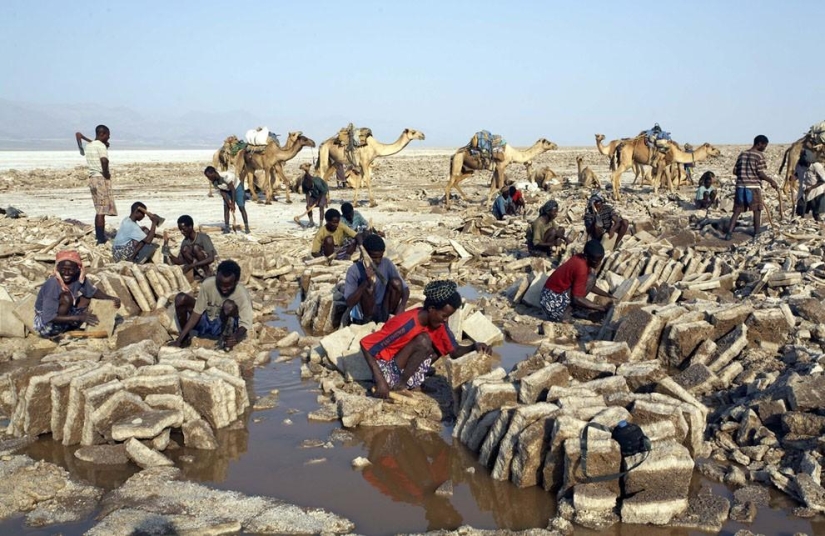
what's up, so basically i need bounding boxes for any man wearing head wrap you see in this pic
[34,250,121,337]
[527,199,567,255]
[584,193,629,249]
[343,234,409,325]
[540,240,614,322]
[360,280,492,399]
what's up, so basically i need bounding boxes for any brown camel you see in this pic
[576,156,600,189]
[610,135,675,200]
[595,134,646,183]
[654,143,721,192]
[236,132,315,204]
[445,138,558,208]
[524,160,558,191]
[316,128,425,207]
[209,135,238,196]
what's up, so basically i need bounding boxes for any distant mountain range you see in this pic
[0,99,346,150]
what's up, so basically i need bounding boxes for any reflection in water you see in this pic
[360,427,462,531]
[356,427,555,532]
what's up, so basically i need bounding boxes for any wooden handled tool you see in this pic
[137,207,166,226]
[294,203,318,224]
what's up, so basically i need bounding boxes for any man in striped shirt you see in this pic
[725,135,778,241]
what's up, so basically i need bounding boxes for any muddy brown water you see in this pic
[0,293,821,535]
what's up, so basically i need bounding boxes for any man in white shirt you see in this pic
[204,166,250,234]
[76,125,117,244]
[112,202,160,263]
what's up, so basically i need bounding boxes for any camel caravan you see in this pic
[209,121,825,211]
[210,125,425,208]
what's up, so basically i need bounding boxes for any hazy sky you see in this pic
[2,1,823,146]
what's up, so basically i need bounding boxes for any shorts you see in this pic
[34,307,84,338]
[112,241,138,262]
[376,356,433,390]
[734,187,763,211]
[540,287,571,322]
[193,314,238,339]
[221,186,245,209]
[89,176,117,216]
[308,194,328,209]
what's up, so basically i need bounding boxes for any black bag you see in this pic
[579,420,651,483]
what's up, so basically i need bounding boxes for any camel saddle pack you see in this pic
[468,130,507,170]
[336,124,372,172]
[807,121,825,148]
[242,127,280,153]
[336,125,372,148]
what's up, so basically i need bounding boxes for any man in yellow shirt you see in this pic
[311,208,361,259]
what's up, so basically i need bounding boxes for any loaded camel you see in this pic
[524,160,558,191]
[595,134,646,184]
[610,135,678,200]
[209,135,239,197]
[445,138,558,208]
[576,156,600,189]
[316,128,425,207]
[235,132,315,204]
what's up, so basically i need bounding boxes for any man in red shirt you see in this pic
[509,186,525,215]
[540,240,615,322]
[360,280,491,399]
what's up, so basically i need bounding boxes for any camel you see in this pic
[445,138,558,208]
[235,132,315,204]
[524,160,558,191]
[610,135,676,200]
[208,135,239,196]
[653,143,721,192]
[595,134,646,184]
[576,156,600,189]
[316,128,425,207]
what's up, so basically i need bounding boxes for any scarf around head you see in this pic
[54,250,85,293]
[587,193,605,214]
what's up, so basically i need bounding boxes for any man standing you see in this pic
[204,166,250,234]
[301,166,329,227]
[169,260,253,351]
[163,215,217,280]
[79,125,116,244]
[725,135,779,240]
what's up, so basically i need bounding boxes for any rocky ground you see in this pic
[0,143,823,535]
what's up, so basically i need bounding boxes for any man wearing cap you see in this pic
[343,234,409,325]
[540,240,615,322]
[34,250,121,337]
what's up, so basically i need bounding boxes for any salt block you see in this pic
[461,311,504,346]
[0,299,26,337]
[88,299,118,337]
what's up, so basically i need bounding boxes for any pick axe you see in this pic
[294,203,318,225]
